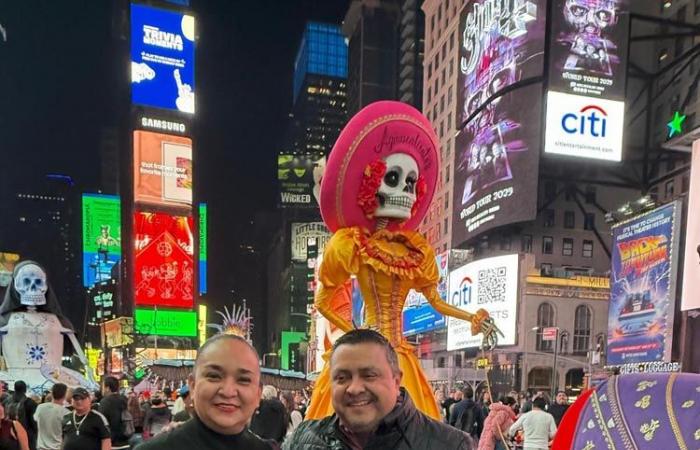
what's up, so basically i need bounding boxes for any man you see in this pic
[448,390,464,422]
[250,385,287,443]
[61,387,111,450]
[283,329,474,449]
[442,390,459,424]
[7,380,38,450]
[449,386,483,440]
[34,383,69,450]
[98,376,130,450]
[547,391,569,427]
[134,334,272,450]
[171,387,193,423]
[508,397,556,450]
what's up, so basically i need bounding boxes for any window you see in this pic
[500,235,512,251]
[536,303,555,352]
[544,209,555,227]
[440,95,445,113]
[563,238,574,256]
[446,139,451,157]
[454,353,462,368]
[448,86,453,105]
[682,175,690,193]
[564,211,575,229]
[521,234,533,253]
[540,263,553,276]
[444,193,449,210]
[565,187,575,201]
[543,236,554,254]
[582,240,593,258]
[666,158,676,172]
[584,213,595,230]
[449,58,454,76]
[444,218,448,235]
[437,356,446,368]
[573,305,592,354]
[442,68,446,86]
[585,186,596,203]
[447,112,452,129]
[665,180,675,198]
[675,37,684,57]
[446,165,450,183]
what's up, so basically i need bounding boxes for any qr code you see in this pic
[477,266,507,304]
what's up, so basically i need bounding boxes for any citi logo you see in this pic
[561,105,607,137]
[451,276,473,307]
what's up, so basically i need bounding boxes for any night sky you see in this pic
[0,0,349,340]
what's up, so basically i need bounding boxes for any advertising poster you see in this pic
[447,254,519,351]
[134,308,197,337]
[548,0,629,100]
[0,252,20,288]
[452,83,542,247]
[402,252,449,336]
[278,153,326,208]
[456,0,546,128]
[103,317,134,348]
[134,131,193,209]
[199,203,207,295]
[82,194,121,287]
[133,211,195,309]
[607,202,680,366]
[131,3,195,113]
[291,222,331,262]
[682,144,700,311]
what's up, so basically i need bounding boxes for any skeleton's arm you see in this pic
[421,285,490,336]
[315,280,353,334]
[62,329,97,386]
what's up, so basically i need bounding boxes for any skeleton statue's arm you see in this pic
[422,285,490,336]
[62,329,97,386]
[315,280,353,334]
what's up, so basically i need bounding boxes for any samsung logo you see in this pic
[141,117,186,133]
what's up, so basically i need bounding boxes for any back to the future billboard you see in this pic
[452,0,546,247]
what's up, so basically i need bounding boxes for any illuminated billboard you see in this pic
[0,252,20,287]
[456,0,546,128]
[402,252,448,336]
[278,154,325,208]
[134,308,197,337]
[131,3,195,113]
[103,317,134,348]
[452,83,542,247]
[607,202,681,366]
[133,211,194,309]
[199,203,207,294]
[134,131,193,210]
[682,144,700,311]
[281,331,306,371]
[82,194,121,287]
[447,254,519,350]
[291,222,331,262]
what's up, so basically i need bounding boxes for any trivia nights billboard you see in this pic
[548,0,629,100]
[402,252,448,336]
[278,153,326,208]
[131,3,195,113]
[133,131,193,210]
[133,211,195,309]
[82,194,121,287]
[607,202,680,366]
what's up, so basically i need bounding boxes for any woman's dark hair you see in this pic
[500,396,516,406]
[281,391,296,414]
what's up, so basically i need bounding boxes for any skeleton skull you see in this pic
[14,264,48,306]
[375,153,419,220]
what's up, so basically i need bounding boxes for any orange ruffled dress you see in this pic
[306,227,488,421]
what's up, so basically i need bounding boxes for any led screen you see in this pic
[133,211,194,309]
[131,3,195,113]
[199,203,207,294]
[82,194,121,287]
[278,154,326,208]
[681,144,700,311]
[402,252,449,336]
[134,308,197,337]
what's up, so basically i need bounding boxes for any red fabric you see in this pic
[551,388,594,450]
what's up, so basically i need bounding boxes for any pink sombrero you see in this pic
[320,100,439,233]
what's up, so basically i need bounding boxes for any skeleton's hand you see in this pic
[470,309,504,351]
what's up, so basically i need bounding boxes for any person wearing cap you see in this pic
[171,387,192,423]
[134,334,273,450]
[61,387,111,450]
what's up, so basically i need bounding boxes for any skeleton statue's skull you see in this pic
[375,153,419,220]
[14,264,48,306]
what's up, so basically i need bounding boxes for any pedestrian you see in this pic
[433,389,446,421]
[547,391,569,427]
[280,392,303,438]
[133,334,273,450]
[126,391,144,434]
[33,383,69,450]
[0,400,30,450]
[249,385,287,443]
[478,391,492,421]
[61,387,111,450]
[448,390,464,422]
[449,386,484,441]
[442,389,458,423]
[171,387,192,423]
[508,397,556,450]
[98,376,130,450]
[6,381,38,450]
[478,397,517,450]
[283,329,474,449]
[143,392,171,439]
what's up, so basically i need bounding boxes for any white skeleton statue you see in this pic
[0,261,97,393]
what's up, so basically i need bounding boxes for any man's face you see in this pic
[189,339,262,435]
[72,396,91,414]
[330,342,401,434]
[556,392,568,404]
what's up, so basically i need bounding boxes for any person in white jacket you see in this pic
[508,397,556,450]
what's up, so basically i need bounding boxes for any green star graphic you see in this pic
[667,111,686,138]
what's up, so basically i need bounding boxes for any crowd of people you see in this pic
[0,331,572,450]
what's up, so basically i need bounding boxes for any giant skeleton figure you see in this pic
[305,101,502,420]
[0,261,96,393]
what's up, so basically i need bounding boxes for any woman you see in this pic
[0,401,30,450]
[433,389,446,421]
[280,392,303,438]
[478,397,517,450]
[143,391,172,439]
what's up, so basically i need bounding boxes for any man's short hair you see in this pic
[331,329,400,375]
[103,376,119,393]
[14,381,26,395]
[556,390,567,396]
[195,334,260,370]
[533,397,547,410]
[261,385,278,400]
[500,396,516,406]
[51,383,68,401]
[462,386,474,399]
